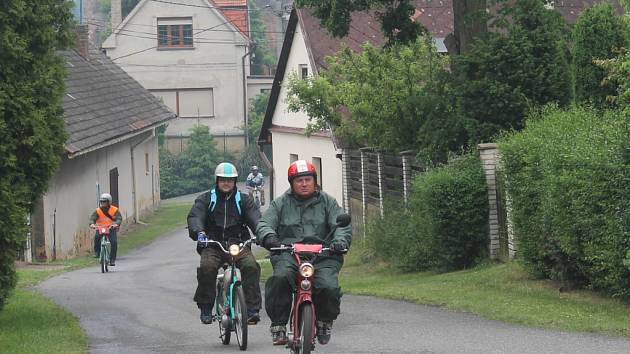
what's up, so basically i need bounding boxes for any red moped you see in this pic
[271,214,350,354]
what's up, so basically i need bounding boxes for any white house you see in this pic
[256,4,460,206]
[102,0,252,154]
[257,8,387,205]
[28,26,176,261]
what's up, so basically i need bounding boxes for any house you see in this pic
[102,0,254,154]
[257,6,452,204]
[28,25,176,261]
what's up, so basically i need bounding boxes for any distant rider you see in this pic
[246,165,265,206]
[89,193,122,266]
[187,162,263,325]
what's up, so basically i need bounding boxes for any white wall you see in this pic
[271,131,343,203]
[38,133,160,259]
[271,22,312,129]
[267,20,344,205]
[103,0,249,142]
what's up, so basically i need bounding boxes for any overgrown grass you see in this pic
[0,203,191,354]
[340,243,630,337]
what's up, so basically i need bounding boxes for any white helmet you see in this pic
[99,193,112,203]
[215,162,239,178]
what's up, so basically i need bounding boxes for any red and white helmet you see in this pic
[287,160,317,184]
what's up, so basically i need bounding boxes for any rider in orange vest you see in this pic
[90,193,122,265]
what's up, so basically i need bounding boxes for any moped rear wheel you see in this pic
[233,286,248,351]
[297,303,314,354]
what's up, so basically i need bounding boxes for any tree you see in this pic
[572,3,626,108]
[294,0,425,45]
[0,0,74,311]
[248,0,277,75]
[452,0,572,143]
[234,91,269,177]
[160,126,224,198]
[286,37,462,162]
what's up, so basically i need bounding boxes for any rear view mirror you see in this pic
[336,213,351,227]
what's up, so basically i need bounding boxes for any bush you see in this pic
[499,105,630,298]
[160,126,224,198]
[366,152,489,272]
[453,0,572,143]
[572,2,626,108]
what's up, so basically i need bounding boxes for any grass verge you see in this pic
[0,203,191,354]
[340,242,630,337]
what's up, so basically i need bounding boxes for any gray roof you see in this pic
[62,49,176,157]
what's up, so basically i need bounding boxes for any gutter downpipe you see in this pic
[131,129,155,224]
[242,44,255,147]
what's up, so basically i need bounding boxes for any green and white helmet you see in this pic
[215,162,238,178]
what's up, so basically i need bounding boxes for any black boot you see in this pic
[199,303,212,324]
[316,320,333,345]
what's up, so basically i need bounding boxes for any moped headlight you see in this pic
[299,263,314,278]
[229,244,241,256]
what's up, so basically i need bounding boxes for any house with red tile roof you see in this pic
[102,0,257,154]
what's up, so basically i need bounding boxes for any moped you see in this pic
[91,223,116,273]
[201,237,256,351]
[271,214,350,354]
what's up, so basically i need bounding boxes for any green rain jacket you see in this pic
[257,188,352,249]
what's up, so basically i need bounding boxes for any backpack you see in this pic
[208,188,242,216]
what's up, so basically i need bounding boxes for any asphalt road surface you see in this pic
[38,227,630,354]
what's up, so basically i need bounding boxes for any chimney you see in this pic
[75,24,89,58]
[111,0,122,30]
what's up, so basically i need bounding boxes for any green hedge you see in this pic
[366,152,489,272]
[499,105,630,298]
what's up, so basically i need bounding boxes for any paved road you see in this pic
[38,227,630,354]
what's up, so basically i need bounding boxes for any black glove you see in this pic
[262,234,281,250]
[331,239,348,252]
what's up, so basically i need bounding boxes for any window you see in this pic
[157,17,193,48]
[290,154,298,163]
[145,153,150,175]
[299,64,308,80]
[151,89,214,118]
[312,157,322,189]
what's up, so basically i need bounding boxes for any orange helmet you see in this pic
[288,160,317,184]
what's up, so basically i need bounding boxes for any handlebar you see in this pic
[199,237,256,254]
[269,244,348,255]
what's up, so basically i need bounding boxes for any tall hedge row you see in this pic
[0,0,73,312]
[366,152,489,272]
[499,105,630,298]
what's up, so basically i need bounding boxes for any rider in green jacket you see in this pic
[257,160,352,346]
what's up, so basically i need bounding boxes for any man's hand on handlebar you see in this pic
[330,240,348,253]
[197,232,209,248]
[262,234,281,250]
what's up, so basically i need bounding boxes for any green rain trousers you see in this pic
[265,252,343,326]
[194,246,262,311]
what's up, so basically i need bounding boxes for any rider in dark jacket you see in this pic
[187,162,262,325]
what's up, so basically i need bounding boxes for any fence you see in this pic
[342,144,512,260]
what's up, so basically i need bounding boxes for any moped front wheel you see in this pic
[233,286,248,351]
[100,247,108,273]
[216,281,231,345]
[297,303,314,354]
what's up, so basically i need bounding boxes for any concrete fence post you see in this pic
[400,150,414,207]
[360,148,368,238]
[376,151,384,217]
[340,148,350,213]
